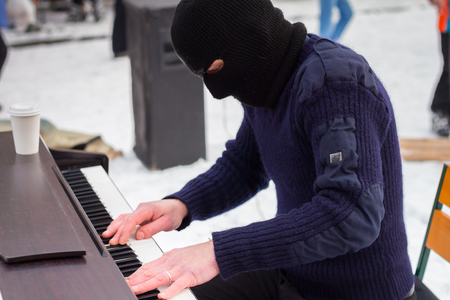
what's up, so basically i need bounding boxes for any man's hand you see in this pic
[126,240,220,299]
[102,199,188,245]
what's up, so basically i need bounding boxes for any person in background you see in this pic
[6,0,40,32]
[111,0,127,58]
[68,0,102,22]
[429,0,450,136]
[102,0,416,299]
[319,0,353,41]
[0,0,8,111]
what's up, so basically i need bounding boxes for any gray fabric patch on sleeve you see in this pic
[292,184,385,264]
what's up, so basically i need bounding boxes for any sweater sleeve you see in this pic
[165,114,270,228]
[211,81,393,279]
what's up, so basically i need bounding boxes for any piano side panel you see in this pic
[0,132,137,300]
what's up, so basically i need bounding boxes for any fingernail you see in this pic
[137,232,144,240]
[131,286,139,292]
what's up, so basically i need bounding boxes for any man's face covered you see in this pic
[170,0,306,109]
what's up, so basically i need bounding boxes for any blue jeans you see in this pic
[319,0,353,41]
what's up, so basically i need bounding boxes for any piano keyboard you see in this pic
[61,165,197,300]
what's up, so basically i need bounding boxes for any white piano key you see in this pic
[80,166,196,300]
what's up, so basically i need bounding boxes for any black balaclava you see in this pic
[170,0,307,109]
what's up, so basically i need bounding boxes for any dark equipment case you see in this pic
[124,0,206,170]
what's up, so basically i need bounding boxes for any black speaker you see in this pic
[124,0,206,170]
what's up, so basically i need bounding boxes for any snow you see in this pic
[1,0,449,298]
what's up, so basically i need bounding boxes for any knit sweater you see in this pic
[168,34,414,300]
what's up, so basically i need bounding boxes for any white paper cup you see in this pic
[8,103,42,155]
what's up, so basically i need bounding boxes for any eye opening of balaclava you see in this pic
[171,0,307,109]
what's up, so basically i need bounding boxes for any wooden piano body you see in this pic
[0,132,197,300]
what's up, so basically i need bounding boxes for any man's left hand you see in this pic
[126,240,220,299]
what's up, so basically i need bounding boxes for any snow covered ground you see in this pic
[1,0,449,298]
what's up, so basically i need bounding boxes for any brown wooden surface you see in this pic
[426,209,450,263]
[0,132,137,300]
[399,138,450,161]
[0,162,86,263]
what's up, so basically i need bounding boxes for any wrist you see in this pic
[174,198,189,219]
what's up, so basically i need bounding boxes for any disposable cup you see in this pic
[7,103,42,155]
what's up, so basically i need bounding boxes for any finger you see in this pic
[129,271,171,295]
[108,219,137,245]
[129,264,171,287]
[127,256,167,283]
[158,276,191,300]
[112,209,152,245]
[102,214,127,238]
[136,217,171,240]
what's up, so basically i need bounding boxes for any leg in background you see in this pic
[0,31,6,111]
[319,0,334,39]
[431,33,450,114]
[112,0,127,57]
[330,0,353,41]
[431,33,450,136]
[0,31,7,75]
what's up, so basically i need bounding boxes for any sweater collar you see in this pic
[257,22,308,109]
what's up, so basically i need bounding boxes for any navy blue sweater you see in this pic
[169,34,414,300]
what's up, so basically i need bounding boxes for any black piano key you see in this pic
[65,178,89,185]
[119,266,142,274]
[62,169,82,175]
[137,296,158,300]
[69,182,92,189]
[91,217,114,227]
[72,185,95,192]
[90,212,112,219]
[95,226,109,234]
[80,200,103,207]
[110,248,136,257]
[116,260,142,270]
[87,210,110,219]
[79,196,102,204]
[63,174,87,182]
[90,214,113,222]
[77,193,100,200]
[71,186,95,194]
[114,256,141,265]
[80,201,103,208]
[62,171,84,178]
[83,204,107,214]
[74,190,98,198]
[80,197,102,205]
[107,245,133,253]
[111,251,138,261]
[122,271,134,278]
[137,290,159,300]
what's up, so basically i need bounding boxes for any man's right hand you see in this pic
[102,199,189,245]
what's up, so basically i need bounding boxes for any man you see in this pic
[428,0,450,136]
[102,0,416,299]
